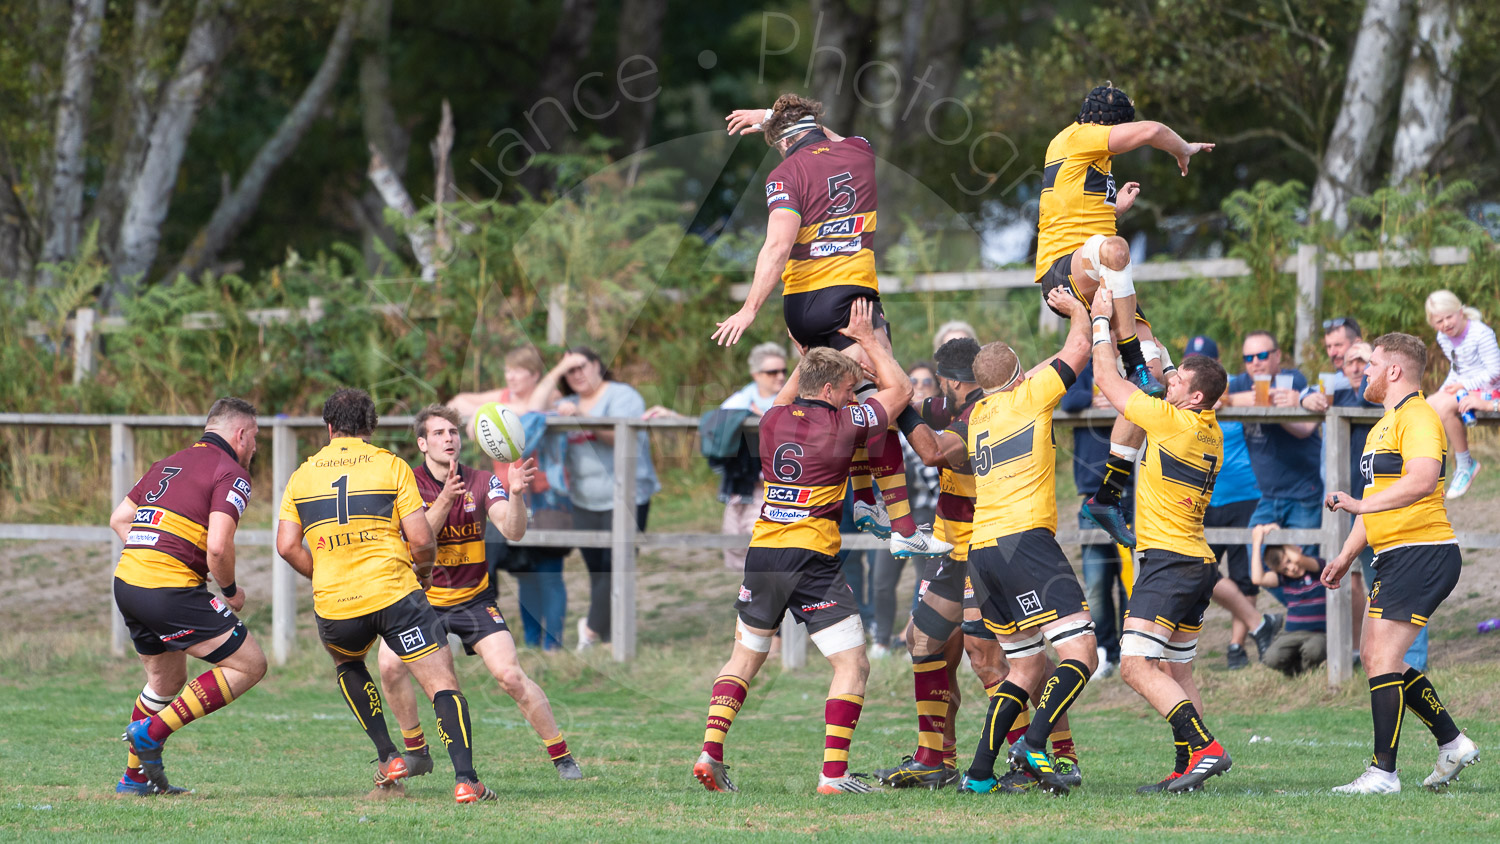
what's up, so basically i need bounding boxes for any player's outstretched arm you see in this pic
[1046,287,1093,376]
[712,209,799,347]
[1087,289,1138,411]
[1107,121,1213,176]
[840,299,913,420]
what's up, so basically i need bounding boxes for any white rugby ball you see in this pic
[473,403,525,462]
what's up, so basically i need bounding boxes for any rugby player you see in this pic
[714,94,950,561]
[1323,333,1480,793]
[1037,83,1214,549]
[693,299,910,795]
[376,405,582,783]
[1088,289,1232,794]
[875,338,1082,792]
[276,389,495,803]
[116,398,268,795]
[956,288,1100,797]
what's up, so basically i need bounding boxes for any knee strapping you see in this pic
[961,619,995,640]
[1120,629,1168,660]
[1163,637,1198,664]
[1043,619,1096,648]
[810,615,865,657]
[203,628,247,664]
[735,618,774,653]
[912,601,960,642]
[1080,234,1107,282]
[1000,629,1046,660]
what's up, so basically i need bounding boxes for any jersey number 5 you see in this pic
[827,172,856,215]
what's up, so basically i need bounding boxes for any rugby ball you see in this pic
[473,403,525,462]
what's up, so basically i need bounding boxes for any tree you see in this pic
[40,0,105,268]
[1390,0,1462,185]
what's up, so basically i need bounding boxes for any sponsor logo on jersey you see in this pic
[765,485,813,506]
[233,477,252,498]
[487,475,507,501]
[132,508,164,527]
[848,405,878,428]
[764,506,809,523]
[210,596,227,614]
[816,216,866,238]
[313,454,375,468]
[226,490,247,515]
[462,490,476,513]
[766,181,784,195]
[314,529,382,551]
[398,626,427,652]
[126,530,159,546]
[738,586,752,602]
[808,236,862,258]
[1017,590,1043,615]
[766,192,790,205]
[809,146,831,155]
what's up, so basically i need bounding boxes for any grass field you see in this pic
[2,628,1497,843]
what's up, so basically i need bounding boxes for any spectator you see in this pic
[932,320,977,354]
[1302,317,1363,404]
[529,346,659,651]
[1249,524,1328,677]
[865,361,943,657]
[451,346,569,651]
[1187,335,1281,670]
[1425,290,1500,498]
[1058,358,1128,678]
[717,343,787,570]
[1225,331,1323,553]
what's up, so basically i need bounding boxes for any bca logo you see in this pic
[765,485,812,506]
[233,477,252,498]
[848,405,877,428]
[816,216,865,238]
[398,626,427,652]
[1017,590,1043,615]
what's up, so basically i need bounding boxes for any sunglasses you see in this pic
[1323,317,1353,330]
[757,368,787,377]
[910,376,936,387]
[1243,350,1273,362]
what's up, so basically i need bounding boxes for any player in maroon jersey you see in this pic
[375,405,583,786]
[114,398,268,795]
[694,299,911,795]
[713,93,949,561]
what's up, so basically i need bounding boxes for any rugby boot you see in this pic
[891,529,954,559]
[1137,772,1181,793]
[1332,765,1400,794]
[874,755,948,789]
[956,773,1000,795]
[853,500,892,540]
[1168,741,1232,793]
[1423,732,1480,789]
[1132,364,1166,399]
[554,755,584,781]
[402,748,434,778]
[693,750,739,793]
[122,719,170,793]
[373,754,410,787]
[1083,496,1136,548]
[1055,757,1083,789]
[1007,736,1069,795]
[816,772,879,794]
[1251,613,1284,661]
[454,778,498,803]
[115,776,192,796]
[940,764,961,788]
[1226,643,1249,671]
[997,766,1041,793]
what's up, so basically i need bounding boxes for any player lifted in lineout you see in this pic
[375,405,582,789]
[714,93,950,561]
[694,300,909,795]
[1036,83,1213,548]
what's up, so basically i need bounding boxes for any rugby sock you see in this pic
[969,681,1027,781]
[1093,456,1134,506]
[1050,729,1077,764]
[402,726,428,753]
[1166,700,1214,754]
[1118,334,1148,374]
[1367,672,1406,772]
[942,742,958,770]
[433,689,478,781]
[124,685,175,783]
[145,668,236,743]
[1173,738,1191,775]
[335,661,398,761]
[703,675,749,762]
[1023,660,1090,748]
[1005,704,1031,746]
[912,655,951,767]
[1401,668,1461,745]
[822,694,865,779]
[850,447,877,508]
[544,734,571,762]
[867,432,918,536]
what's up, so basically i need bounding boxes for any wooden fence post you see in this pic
[271,421,298,665]
[109,421,134,655]
[611,421,639,662]
[1294,244,1324,368]
[1324,408,1354,686]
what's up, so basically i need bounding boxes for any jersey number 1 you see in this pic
[331,475,350,524]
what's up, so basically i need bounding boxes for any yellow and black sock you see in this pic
[1023,660,1089,747]
[1094,457,1134,506]
[336,662,397,760]
[969,681,1027,781]
[1369,673,1405,772]
[1402,668,1461,745]
[1118,334,1147,373]
[433,689,477,781]
[1166,700,1213,754]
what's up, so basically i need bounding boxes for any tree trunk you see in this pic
[0,145,38,281]
[807,0,872,136]
[112,0,236,285]
[367,145,436,280]
[1390,0,1461,185]
[608,0,666,160]
[355,0,406,272]
[90,0,166,263]
[169,0,359,281]
[40,0,105,271]
[1309,0,1412,230]
[517,0,599,196]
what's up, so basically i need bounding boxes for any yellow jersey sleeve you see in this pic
[1397,410,1445,465]
[1125,391,1190,438]
[1019,364,1067,411]
[279,482,301,525]
[392,457,425,522]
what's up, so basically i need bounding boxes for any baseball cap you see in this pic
[1185,335,1219,359]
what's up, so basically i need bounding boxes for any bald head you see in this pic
[974,342,1021,392]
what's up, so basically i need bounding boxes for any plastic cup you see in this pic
[1274,373,1295,392]
[1318,372,1337,395]
[1253,374,1271,406]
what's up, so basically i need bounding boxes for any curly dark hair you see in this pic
[933,338,981,381]
[323,388,379,437]
[763,93,824,146]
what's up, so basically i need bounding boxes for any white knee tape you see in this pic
[1140,340,1160,363]
[1080,234,1107,281]
[1000,629,1046,660]
[1120,629,1168,659]
[141,683,176,712]
[1102,260,1135,298]
[810,615,866,657]
[1109,443,1141,462]
[735,618,774,653]
[1163,637,1198,664]
[1043,619,1096,648]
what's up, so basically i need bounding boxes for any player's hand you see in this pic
[787,330,808,358]
[1321,554,1353,589]
[1175,142,1214,176]
[439,458,464,503]
[712,307,757,346]
[1325,490,1363,515]
[838,298,878,345]
[1090,287,1115,322]
[507,457,537,495]
[1115,181,1141,214]
[1046,286,1086,318]
[414,565,434,591]
[225,588,246,613]
[1301,391,1330,412]
[725,108,768,136]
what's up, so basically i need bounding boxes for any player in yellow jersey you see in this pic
[1088,289,1232,794]
[276,388,495,804]
[1323,333,1479,794]
[1037,83,1214,550]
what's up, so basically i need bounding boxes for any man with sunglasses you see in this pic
[1224,332,1323,556]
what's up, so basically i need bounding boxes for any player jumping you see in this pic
[714,93,949,561]
[1037,83,1213,548]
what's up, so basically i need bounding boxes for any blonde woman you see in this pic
[1425,290,1500,498]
